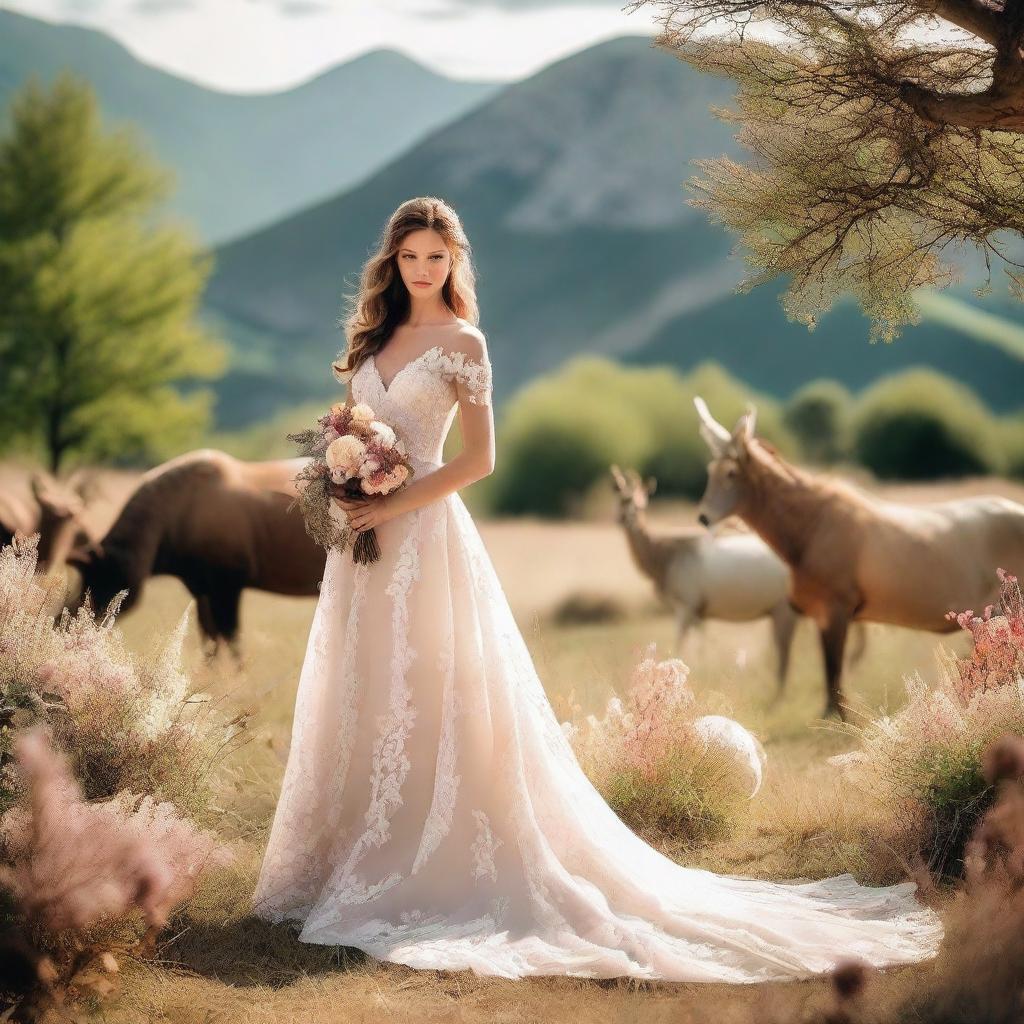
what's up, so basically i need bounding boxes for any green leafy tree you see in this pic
[851,369,998,480]
[631,0,1024,342]
[0,72,225,471]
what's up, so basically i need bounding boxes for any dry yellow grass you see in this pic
[78,506,979,1021]
[5,463,1008,1021]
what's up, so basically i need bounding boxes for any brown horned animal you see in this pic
[64,449,326,656]
[694,397,1024,720]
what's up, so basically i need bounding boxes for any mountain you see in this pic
[201,33,1024,427]
[0,8,502,243]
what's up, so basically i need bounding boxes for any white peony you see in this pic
[350,403,375,424]
[370,421,397,448]
[325,435,367,472]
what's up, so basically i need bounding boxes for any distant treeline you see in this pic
[483,358,1024,516]
[213,357,1024,519]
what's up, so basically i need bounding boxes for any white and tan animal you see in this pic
[610,464,799,692]
[694,396,1024,720]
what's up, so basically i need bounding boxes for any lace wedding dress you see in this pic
[252,335,944,982]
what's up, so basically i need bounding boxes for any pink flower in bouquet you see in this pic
[289,397,415,562]
[349,403,375,426]
[363,464,410,495]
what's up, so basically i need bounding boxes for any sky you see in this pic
[1,0,663,92]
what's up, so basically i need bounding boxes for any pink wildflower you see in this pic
[0,728,232,933]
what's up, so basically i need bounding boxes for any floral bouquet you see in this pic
[287,401,414,564]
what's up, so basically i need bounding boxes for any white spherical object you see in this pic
[692,714,767,798]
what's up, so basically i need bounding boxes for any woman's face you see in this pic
[396,228,452,300]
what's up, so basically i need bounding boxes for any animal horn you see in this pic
[693,396,731,455]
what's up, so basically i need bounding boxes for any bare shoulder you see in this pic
[442,321,488,363]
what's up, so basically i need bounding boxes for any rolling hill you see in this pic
[0,7,502,243]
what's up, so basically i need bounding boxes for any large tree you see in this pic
[0,72,225,471]
[630,0,1024,340]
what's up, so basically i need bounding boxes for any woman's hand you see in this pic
[330,485,393,533]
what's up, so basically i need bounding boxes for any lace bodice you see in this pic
[338,344,492,469]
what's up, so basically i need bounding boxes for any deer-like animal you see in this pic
[610,464,799,692]
[694,396,1024,720]
[0,470,98,572]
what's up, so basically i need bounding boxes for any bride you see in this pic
[251,196,944,982]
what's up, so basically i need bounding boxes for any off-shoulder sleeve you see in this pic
[443,332,493,407]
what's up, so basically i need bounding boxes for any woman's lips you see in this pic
[414,282,431,287]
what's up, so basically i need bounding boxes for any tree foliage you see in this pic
[783,379,852,463]
[850,368,997,478]
[630,0,1024,341]
[0,72,225,471]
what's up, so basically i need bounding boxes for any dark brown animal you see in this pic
[64,449,326,655]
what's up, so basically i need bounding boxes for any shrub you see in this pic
[0,728,233,936]
[488,360,653,516]
[783,379,852,464]
[0,534,241,1014]
[850,370,999,480]
[550,590,628,626]
[834,569,1024,879]
[753,738,1024,1023]
[0,728,235,1016]
[0,535,248,822]
[562,644,765,848]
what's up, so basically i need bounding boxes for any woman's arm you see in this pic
[337,334,494,533]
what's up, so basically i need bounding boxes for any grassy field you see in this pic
[56,474,1023,1023]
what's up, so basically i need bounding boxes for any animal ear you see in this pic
[693,396,731,456]
[609,464,627,493]
[732,403,758,445]
[644,476,657,496]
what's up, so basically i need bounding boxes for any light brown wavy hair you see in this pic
[331,197,480,383]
